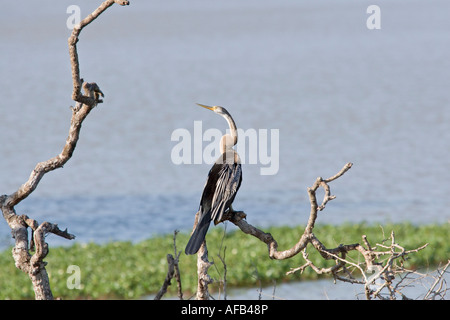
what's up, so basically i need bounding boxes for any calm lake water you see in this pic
[226,268,450,300]
[0,0,449,290]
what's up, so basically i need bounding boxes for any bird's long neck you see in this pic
[222,112,238,147]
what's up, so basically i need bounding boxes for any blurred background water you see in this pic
[225,267,450,299]
[0,0,449,261]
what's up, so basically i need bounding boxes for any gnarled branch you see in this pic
[0,0,129,300]
[224,162,353,260]
[219,162,431,300]
[193,162,353,299]
[69,0,129,106]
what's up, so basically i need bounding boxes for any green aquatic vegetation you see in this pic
[0,222,448,299]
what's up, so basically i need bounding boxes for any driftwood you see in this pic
[0,0,129,300]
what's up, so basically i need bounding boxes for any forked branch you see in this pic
[192,163,353,299]
[224,162,353,260]
[0,0,129,300]
[195,162,435,300]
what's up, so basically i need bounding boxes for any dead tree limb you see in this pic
[172,230,184,299]
[191,162,353,299]
[154,254,176,300]
[193,162,435,300]
[196,241,214,300]
[0,0,129,300]
[423,260,449,300]
[188,210,214,300]
[154,230,184,300]
[223,162,354,261]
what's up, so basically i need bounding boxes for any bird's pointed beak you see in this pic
[197,103,215,111]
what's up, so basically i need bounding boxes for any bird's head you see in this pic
[196,103,227,116]
[197,103,237,147]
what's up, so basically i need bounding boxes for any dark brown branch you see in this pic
[172,230,184,299]
[154,254,176,300]
[154,230,183,300]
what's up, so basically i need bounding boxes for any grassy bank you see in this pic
[0,222,448,299]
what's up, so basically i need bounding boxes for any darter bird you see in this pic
[185,104,242,255]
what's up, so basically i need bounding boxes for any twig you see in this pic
[424,260,450,300]
[154,230,184,300]
[215,225,228,300]
[172,230,184,300]
[154,254,176,300]
[216,246,228,300]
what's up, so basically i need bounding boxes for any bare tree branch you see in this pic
[190,163,353,299]
[172,230,184,299]
[196,242,214,300]
[216,227,228,300]
[424,260,450,300]
[154,254,176,300]
[0,0,129,300]
[223,162,353,261]
[193,162,440,300]
[154,230,184,300]
[69,0,129,106]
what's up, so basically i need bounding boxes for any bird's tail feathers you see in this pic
[185,219,211,255]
